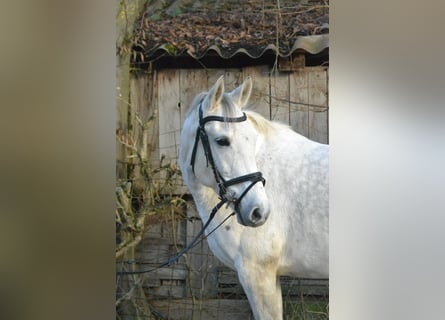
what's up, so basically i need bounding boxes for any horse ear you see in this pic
[206,75,225,112]
[230,76,252,109]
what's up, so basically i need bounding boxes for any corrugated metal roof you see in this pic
[133,0,329,61]
[146,34,328,59]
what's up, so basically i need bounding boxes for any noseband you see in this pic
[190,104,266,211]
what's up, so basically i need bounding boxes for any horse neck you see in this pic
[255,125,322,181]
[190,184,224,222]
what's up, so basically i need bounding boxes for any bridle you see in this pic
[116,102,266,276]
[190,103,266,213]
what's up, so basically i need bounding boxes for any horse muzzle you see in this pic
[235,200,270,227]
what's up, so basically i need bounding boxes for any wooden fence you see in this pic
[155,66,328,165]
[119,66,328,194]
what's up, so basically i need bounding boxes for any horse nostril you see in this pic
[250,208,262,222]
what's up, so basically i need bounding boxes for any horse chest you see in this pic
[205,223,240,270]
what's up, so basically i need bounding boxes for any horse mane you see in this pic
[185,92,206,118]
[245,110,288,137]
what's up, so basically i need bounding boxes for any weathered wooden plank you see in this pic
[157,69,185,194]
[136,211,188,287]
[141,71,160,170]
[158,69,181,162]
[281,277,329,297]
[143,276,173,289]
[138,237,184,247]
[308,68,329,144]
[136,266,188,292]
[217,266,329,297]
[116,55,131,181]
[207,69,225,90]
[270,71,290,124]
[149,298,253,320]
[216,266,244,296]
[128,73,158,192]
[224,68,243,91]
[289,70,310,138]
[206,69,243,95]
[136,242,172,258]
[185,200,203,297]
[217,267,239,285]
[185,200,222,299]
[136,243,189,265]
[173,69,210,194]
[145,218,185,240]
[242,65,270,118]
[148,70,160,167]
[179,69,209,126]
[130,74,151,130]
[144,267,187,280]
[146,283,186,299]
[144,219,182,242]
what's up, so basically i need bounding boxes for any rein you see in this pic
[117,103,265,276]
[116,200,233,275]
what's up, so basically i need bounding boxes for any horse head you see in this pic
[180,76,270,227]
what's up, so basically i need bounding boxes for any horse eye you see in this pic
[215,137,230,147]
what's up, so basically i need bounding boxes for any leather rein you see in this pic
[116,103,265,276]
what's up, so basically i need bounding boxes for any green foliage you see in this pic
[170,6,183,17]
[163,43,177,55]
[283,298,329,320]
[149,12,162,21]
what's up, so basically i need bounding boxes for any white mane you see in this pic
[245,110,289,137]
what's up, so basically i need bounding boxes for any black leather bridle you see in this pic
[190,103,266,213]
[116,103,266,276]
